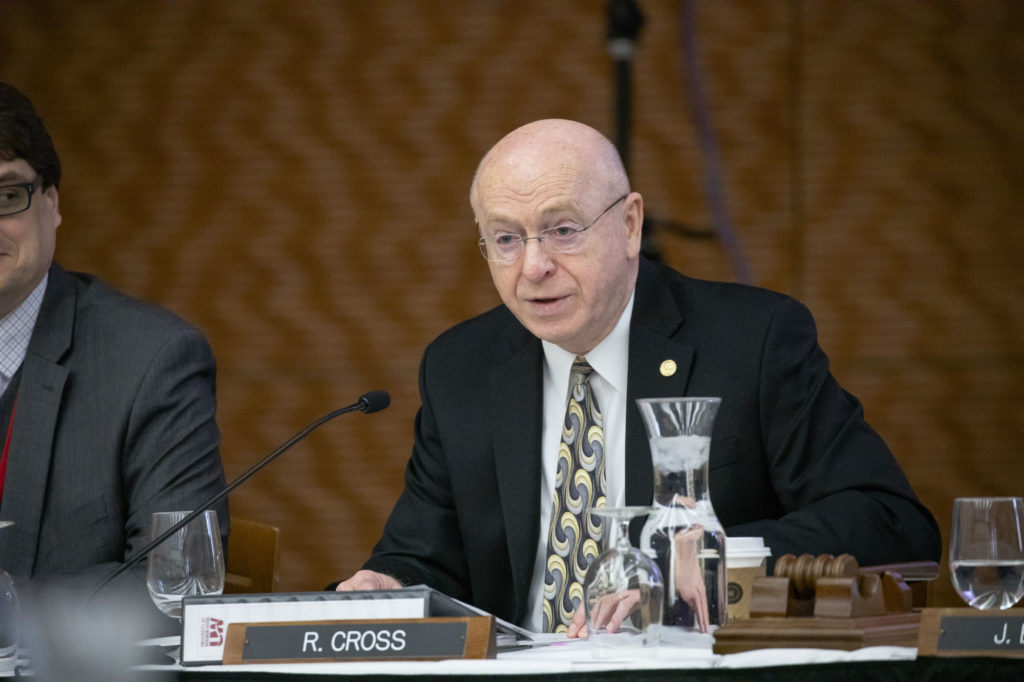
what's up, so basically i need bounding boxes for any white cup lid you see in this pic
[729,536,772,557]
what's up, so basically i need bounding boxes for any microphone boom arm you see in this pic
[88,390,390,599]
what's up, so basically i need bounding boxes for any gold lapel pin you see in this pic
[659,359,677,377]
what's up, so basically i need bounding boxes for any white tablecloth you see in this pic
[137,637,918,676]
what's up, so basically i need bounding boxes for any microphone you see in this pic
[357,390,390,414]
[88,390,391,599]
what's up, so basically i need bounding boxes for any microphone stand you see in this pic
[605,0,718,264]
[607,0,643,174]
[88,391,390,600]
[607,0,667,262]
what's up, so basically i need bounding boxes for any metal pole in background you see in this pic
[606,0,644,175]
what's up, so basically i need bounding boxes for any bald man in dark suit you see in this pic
[336,119,939,635]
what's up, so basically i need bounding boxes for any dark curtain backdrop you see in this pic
[2,1,1021,610]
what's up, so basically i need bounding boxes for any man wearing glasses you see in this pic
[0,82,227,614]
[336,119,940,635]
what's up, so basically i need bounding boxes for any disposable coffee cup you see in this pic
[726,537,771,622]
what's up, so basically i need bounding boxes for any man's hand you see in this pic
[567,605,588,638]
[672,525,710,633]
[566,589,643,639]
[335,569,403,591]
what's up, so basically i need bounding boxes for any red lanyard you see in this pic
[0,400,14,501]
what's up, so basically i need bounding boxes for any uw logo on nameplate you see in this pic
[202,617,225,648]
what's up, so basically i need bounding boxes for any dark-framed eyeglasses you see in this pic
[477,193,628,264]
[0,181,37,217]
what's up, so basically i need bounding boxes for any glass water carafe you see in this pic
[636,397,726,637]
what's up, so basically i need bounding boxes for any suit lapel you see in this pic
[488,326,543,623]
[485,259,694,618]
[0,265,72,579]
[625,260,695,512]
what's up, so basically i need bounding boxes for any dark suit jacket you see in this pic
[364,258,940,626]
[0,264,228,601]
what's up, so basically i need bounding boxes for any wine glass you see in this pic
[146,510,225,620]
[949,497,1024,610]
[583,506,664,656]
[0,521,18,673]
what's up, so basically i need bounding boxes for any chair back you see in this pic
[224,517,281,594]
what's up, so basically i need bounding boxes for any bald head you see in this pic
[470,119,629,219]
[469,119,644,354]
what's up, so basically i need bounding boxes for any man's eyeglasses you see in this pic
[0,181,37,217]
[478,194,628,264]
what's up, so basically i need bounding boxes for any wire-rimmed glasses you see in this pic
[477,193,627,263]
[0,182,37,217]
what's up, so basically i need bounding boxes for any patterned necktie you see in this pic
[543,355,607,633]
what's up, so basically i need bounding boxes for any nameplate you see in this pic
[181,589,427,665]
[919,607,1024,657]
[222,616,496,664]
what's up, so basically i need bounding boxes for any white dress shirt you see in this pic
[523,292,635,632]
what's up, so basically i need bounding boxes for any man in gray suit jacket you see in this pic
[336,119,939,634]
[0,83,228,614]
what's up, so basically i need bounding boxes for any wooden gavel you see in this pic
[752,552,914,618]
[772,553,860,598]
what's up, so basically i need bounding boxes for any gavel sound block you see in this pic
[713,553,936,654]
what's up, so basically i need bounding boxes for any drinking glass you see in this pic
[146,510,225,620]
[0,521,18,673]
[949,497,1024,610]
[583,506,664,656]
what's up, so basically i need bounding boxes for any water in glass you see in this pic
[636,397,727,638]
[949,497,1024,610]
